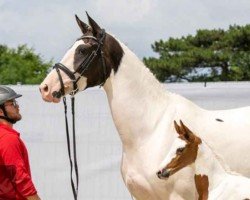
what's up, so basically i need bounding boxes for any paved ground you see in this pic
[166,81,250,110]
[11,82,250,200]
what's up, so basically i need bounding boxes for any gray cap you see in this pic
[0,85,22,105]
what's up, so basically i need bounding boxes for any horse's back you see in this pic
[211,105,250,121]
[197,106,250,176]
[173,102,250,177]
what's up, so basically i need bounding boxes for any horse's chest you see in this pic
[121,156,196,200]
[121,155,159,199]
[124,172,155,199]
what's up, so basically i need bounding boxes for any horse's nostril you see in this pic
[40,84,49,94]
[156,170,162,178]
[157,169,170,179]
[44,84,48,92]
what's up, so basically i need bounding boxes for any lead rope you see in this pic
[71,94,79,194]
[63,96,79,200]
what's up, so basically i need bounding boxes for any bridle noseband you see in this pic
[53,29,107,98]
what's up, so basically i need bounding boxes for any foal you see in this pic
[157,120,250,200]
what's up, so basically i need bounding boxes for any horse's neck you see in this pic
[195,143,228,191]
[103,44,171,148]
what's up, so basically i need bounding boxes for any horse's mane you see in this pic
[108,34,204,110]
[117,39,169,96]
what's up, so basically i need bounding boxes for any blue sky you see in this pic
[1,0,250,62]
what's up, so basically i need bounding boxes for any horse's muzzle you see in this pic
[157,169,171,179]
[52,90,62,98]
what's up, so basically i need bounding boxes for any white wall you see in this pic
[11,82,250,200]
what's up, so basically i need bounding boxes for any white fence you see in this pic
[11,82,250,200]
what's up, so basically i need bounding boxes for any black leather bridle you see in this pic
[52,29,107,98]
[52,29,107,200]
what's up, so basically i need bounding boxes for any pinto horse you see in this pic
[157,121,250,200]
[39,13,250,200]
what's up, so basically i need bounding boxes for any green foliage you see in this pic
[144,24,250,82]
[0,44,52,84]
[230,51,250,80]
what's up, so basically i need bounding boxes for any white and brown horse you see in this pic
[39,13,250,200]
[157,121,250,200]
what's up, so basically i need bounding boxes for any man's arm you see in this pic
[0,135,38,198]
[26,194,41,200]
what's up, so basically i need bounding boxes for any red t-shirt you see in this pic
[0,123,37,200]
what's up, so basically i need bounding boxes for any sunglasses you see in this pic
[4,100,19,108]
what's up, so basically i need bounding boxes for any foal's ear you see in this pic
[174,120,195,143]
[174,120,182,135]
[180,120,196,143]
[75,14,89,34]
[180,120,192,135]
[174,120,189,142]
[86,12,101,36]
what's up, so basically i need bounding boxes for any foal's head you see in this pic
[157,120,201,179]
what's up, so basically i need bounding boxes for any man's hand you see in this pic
[26,194,41,200]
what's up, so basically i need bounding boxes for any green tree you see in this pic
[144,24,250,82]
[0,44,52,84]
[230,52,250,80]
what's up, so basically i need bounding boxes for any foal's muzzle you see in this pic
[157,169,171,179]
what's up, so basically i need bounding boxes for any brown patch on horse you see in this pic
[163,121,202,176]
[174,120,202,144]
[73,14,124,88]
[104,34,124,73]
[86,13,123,73]
[194,174,209,200]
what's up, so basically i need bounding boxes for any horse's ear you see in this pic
[174,120,188,142]
[75,14,89,34]
[180,120,196,143]
[180,120,192,134]
[86,12,101,36]
[174,120,182,136]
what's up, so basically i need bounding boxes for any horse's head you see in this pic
[39,13,123,103]
[157,120,201,179]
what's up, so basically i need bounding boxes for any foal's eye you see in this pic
[176,147,185,154]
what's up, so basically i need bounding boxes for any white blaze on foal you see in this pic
[157,121,250,200]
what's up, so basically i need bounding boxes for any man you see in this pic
[0,86,41,200]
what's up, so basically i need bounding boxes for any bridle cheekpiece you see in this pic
[52,29,107,98]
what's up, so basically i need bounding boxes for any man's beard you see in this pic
[12,115,22,124]
[7,114,22,124]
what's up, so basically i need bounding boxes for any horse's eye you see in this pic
[79,49,85,55]
[176,147,185,154]
[91,43,98,48]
